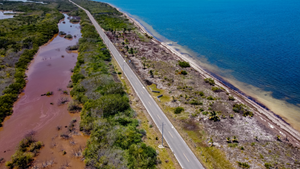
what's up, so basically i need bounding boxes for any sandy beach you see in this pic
[109,5,300,147]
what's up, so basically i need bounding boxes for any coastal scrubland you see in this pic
[71,0,300,168]
[68,8,163,169]
[107,23,300,169]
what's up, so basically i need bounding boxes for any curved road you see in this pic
[70,1,204,168]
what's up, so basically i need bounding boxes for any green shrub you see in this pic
[70,18,80,23]
[228,95,235,101]
[232,136,239,143]
[149,70,154,77]
[64,34,73,38]
[237,161,250,168]
[67,101,82,113]
[207,96,214,100]
[180,70,187,75]
[209,111,220,122]
[197,91,205,96]
[226,137,231,143]
[59,31,66,35]
[204,78,215,85]
[178,61,190,68]
[228,143,238,148]
[264,163,272,169]
[174,107,184,114]
[191,112,200,117]
[71,73,85,83]
[46,91,53,96]
[202,111,209,115]
[189,100,203,105]
[6,137,43,169]
[29,141,43,152]
[233,104,253,117]
[94,94,130,117]
[212,86,223,92]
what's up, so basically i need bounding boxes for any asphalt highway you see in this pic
[69,1,205,168]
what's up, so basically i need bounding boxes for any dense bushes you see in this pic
[6,135,43,168]
[70,10,157,168]
[73,0,134,31]
[212,86,224,92]
[174,107,184,114]
[189,99,203,105]
[178,61,190,68]
[204,78,215,85]
[233,104,253,117]
[237,161,250,168]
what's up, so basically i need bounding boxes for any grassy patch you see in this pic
[183,127,234,169]
[148,84,171,102]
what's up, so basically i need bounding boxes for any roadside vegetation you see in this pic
[68,9,157,168]
[72,0,134,31]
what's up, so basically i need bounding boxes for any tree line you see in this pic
[69,9,157,169]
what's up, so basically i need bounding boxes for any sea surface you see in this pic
[97,0,300,128]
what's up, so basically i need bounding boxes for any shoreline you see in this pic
[108,4,300,146]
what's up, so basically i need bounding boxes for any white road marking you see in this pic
[168,131,173,138]
[157,115,161,120]
[183,153,189,162]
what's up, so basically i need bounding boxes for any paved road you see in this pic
[70,1,204,168]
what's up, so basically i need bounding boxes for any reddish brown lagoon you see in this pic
[0,14,86,168]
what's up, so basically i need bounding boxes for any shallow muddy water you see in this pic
[0,14,86,168]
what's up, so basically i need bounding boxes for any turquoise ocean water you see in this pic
[97,0,300,113]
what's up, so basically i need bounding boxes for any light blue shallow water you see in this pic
[97,0,300,107]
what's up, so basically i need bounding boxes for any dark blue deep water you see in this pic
[97,0,300,107]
